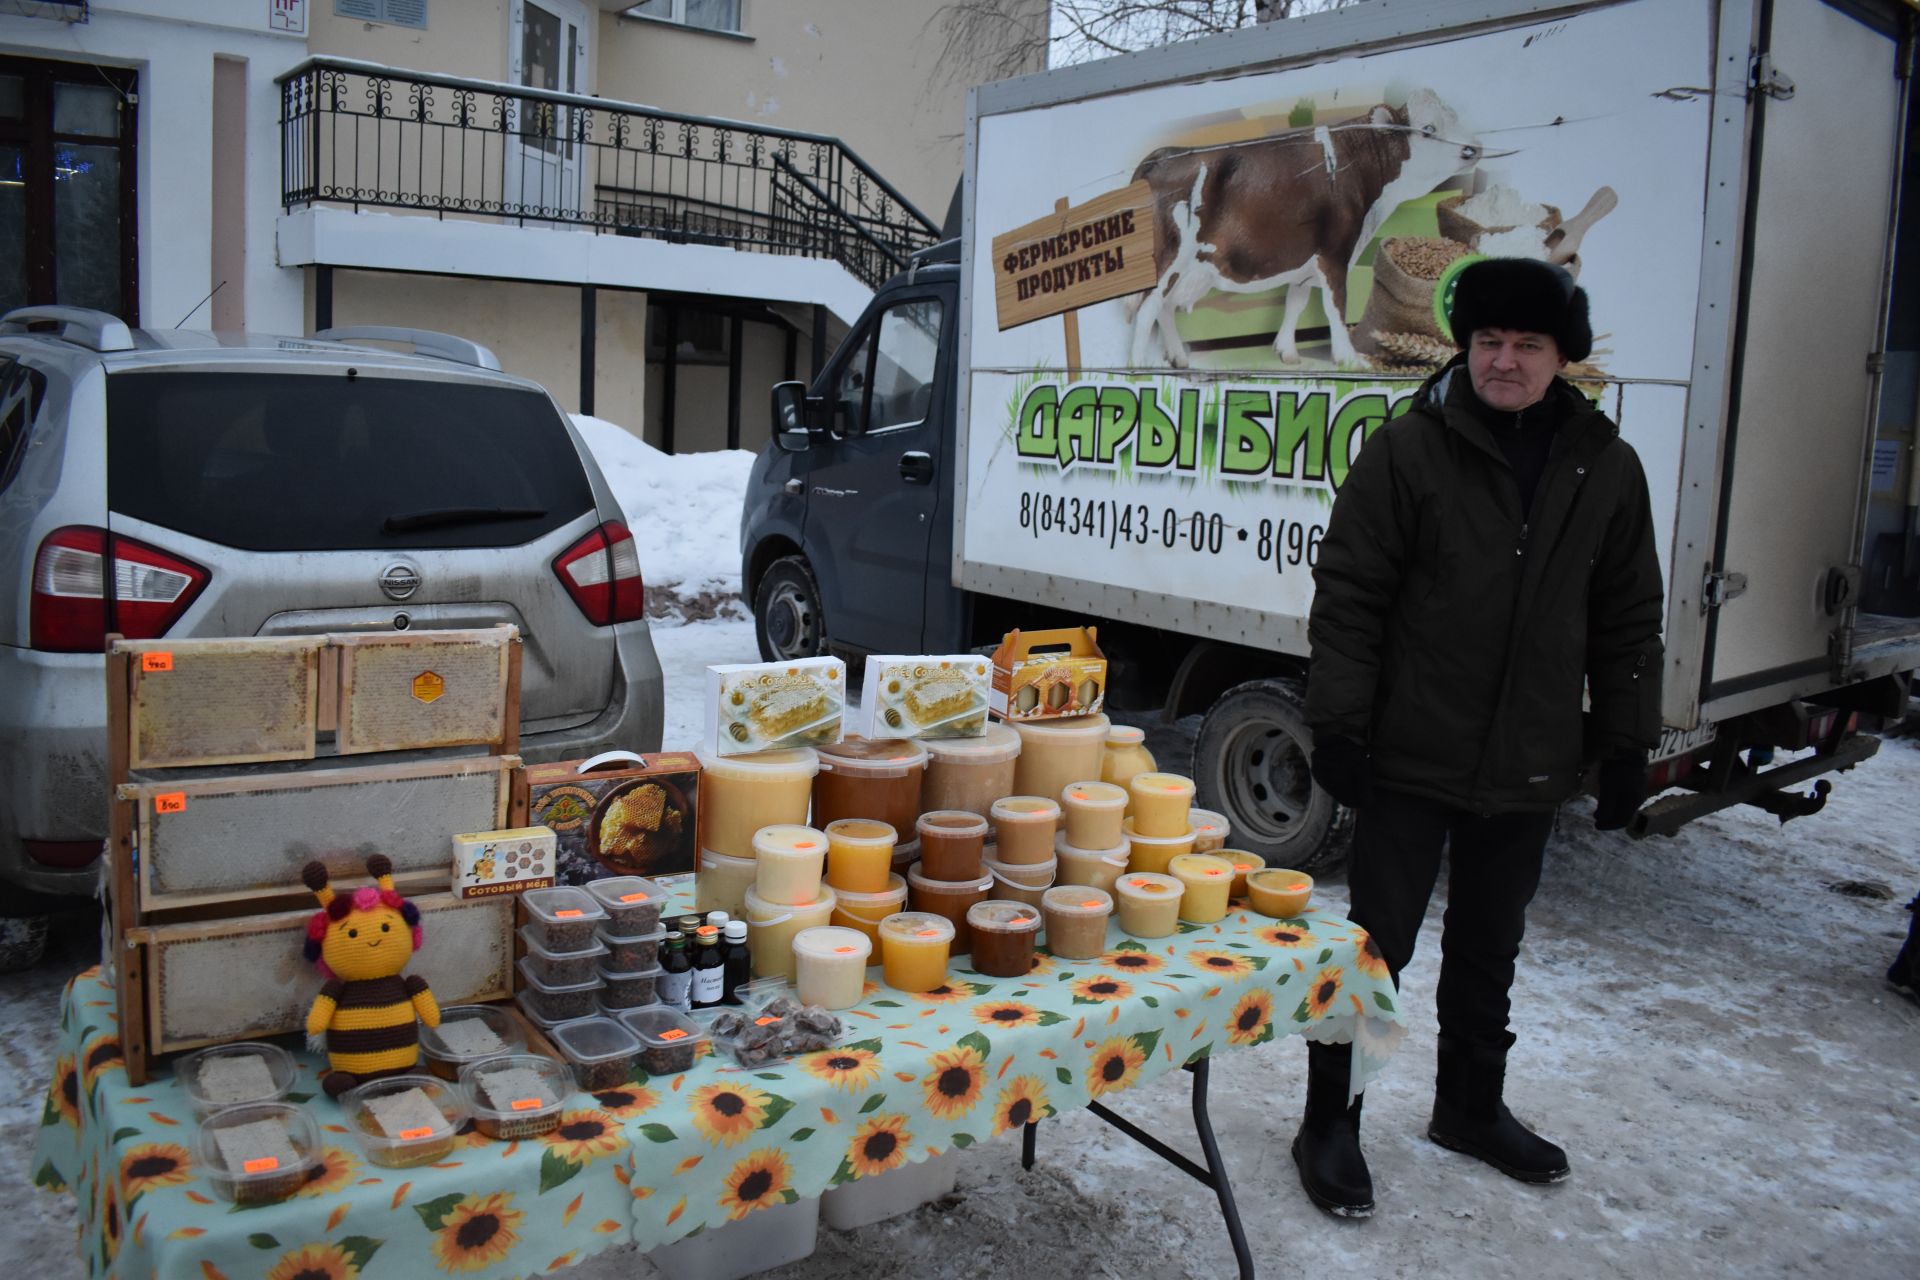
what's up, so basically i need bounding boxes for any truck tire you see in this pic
[753,555,828,662]
[1193,677,1352,874]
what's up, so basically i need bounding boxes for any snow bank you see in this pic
[571,414,758,596]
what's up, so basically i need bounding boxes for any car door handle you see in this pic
[899,451,934,484]
[784,478,803,495]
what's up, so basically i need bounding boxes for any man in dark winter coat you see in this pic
[1295,258,1665,1216]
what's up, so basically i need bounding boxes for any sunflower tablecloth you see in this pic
[33,888,1404,1279]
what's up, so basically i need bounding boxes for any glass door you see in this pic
[509,0,590,221]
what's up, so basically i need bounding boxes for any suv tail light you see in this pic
[553,520,645,625]
[30,527,210,652]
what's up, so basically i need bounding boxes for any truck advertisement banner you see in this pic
[961,0,1709,635]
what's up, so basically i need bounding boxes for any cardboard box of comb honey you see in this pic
[516,751,700,885]
[452,826,557,898]
[990,626,1108,721]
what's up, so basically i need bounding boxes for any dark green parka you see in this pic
[1305,362,1664,812]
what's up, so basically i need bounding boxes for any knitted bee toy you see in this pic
[302,853,441,1097]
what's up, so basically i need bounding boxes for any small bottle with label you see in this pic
[690,925,726,1010]
[658,931,693,1011]
[721,920,751,1004]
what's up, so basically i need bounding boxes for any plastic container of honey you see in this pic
[752,824,828,905]
[984,854,1054,909]
[1114,872,1184,938]
[417,1005,525,1084]
[829,874,909,948]
[696,849,756,916]
[1053,834,1132,893]
[915,810,990,882]
[905,863,993,955]
[988,796,1060,865]
[1168,852,1235,923]
[1122,818,1196,874]
[1188,809,1231,854]
[1059,780,1128,849]
[877,912,954,993]
[695,747,820,859]
[1041,886,1113,959]
[1247,868,1314,919]
[1128,772,1198,838]
[1220,850,1265,898]
[918,724,1021,818]
[342,1074,464,1168]
[792,925,873,1010]
[196,1102,321,1205]
[824,818,897,894]
[1100,725,1158,809]
[743,884,838,980]
[1011,714,1109,809]
[813,737,927,834]
[966,900,1041,977]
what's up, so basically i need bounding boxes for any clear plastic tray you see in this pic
[520,885,608,951]
[597,925,668,972]
[341,1074,466,1168]
[615,1005,709,1075]
[515,954,604,1023]
[418,1004,525,1082]
[597,961,665,1010]
[517,926,610,986]
[176,1041,296,1119]
[585,875,670,935]
[548,1016,642,1092]
[692,993,855,1068]
[460,1053,571,1140]
[196,1102,320,1205]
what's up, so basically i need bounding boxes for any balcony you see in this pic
[274,57,943,295]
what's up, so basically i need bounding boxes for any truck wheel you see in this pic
[754,555,828,662]
[0,914,50,974]
[1193,677,1352,874]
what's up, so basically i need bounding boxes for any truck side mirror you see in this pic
[771,381,813,452]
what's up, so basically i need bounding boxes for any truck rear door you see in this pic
[802,289,948,655]
[1702,0,1903,713]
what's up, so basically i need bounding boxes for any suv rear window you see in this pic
[106,370,596,551]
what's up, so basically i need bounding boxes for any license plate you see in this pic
[1652,720,1718,763]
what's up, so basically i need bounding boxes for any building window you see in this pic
[625,0,741,34]
[0,56,139,323]
[646,304,730,364]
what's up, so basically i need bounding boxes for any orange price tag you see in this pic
[916,929,941,938]
[618,892,649,903]
[509,1097,543,1112]
[754,1015,781,1027]
[397,1126,434,1141]
[1287,883,1309,892]
[795,841,818,850]
[833,946,858,954]
[241,1157,280,1174]
[1127,878,1149,888]
[1069,791,1086,800]
[1203,869,1224,877]
[154,792,187,815]
[1234,864,1253,873]
[1199,824,1218,833]
[141,651,173,672]
[1081,900,1103,909]
[659,1029,689,1042]
[697,925,718,937]
[554,909,584,918]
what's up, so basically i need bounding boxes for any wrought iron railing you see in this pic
[276,57,942,290]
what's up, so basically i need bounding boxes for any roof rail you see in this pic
[0,306,136,353]
[313,325,502,371]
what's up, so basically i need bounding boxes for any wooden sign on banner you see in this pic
[990,181,1159,333]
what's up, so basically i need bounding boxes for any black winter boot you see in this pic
[1292,1041,1374,1217]
[1427,1039,1569,1183]
[1889,894,1919,1006]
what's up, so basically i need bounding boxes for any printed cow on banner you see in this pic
[1125,89,1485,367]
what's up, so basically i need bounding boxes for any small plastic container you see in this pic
[1247,868,1314,919]
[813,737,928,835]
[342,1074,465,1168]
[696,746,820,859]
[1221,850,1266,898]
[743,884,839,980]
[616,1005,709,1075]
[1059,781,1128,849]
[520,885,608,952]
[517,926,610,987]
[1100,725,1158,808]
[585,875,669,935]
[1054,834,1132,894]
[918,723,1021,817]
[177,1041,296,1119]
[1129,772,1198,838]
[1042,886,1113,959]
[196,1102,321,1205]
[549,1016,643,1092]
[830,873,909,948]
[461,1054,570,1140]
[1011,714,1109,811]
[513,989,595,1033]
[418,1004,525,1082]
[878,911,954,993]
[1115,872,1184,938]
[597,925,667,971]
[1188,808,1231,854]
[697,848,757,917]
[1123,817,1196,874]
[906,863,993,955]
[1168,852,1235,923]
[915,810,990,881]
[792,925,874,1010]
[989,796,1061,865]
[823,818,898,894]
[753,823,829,906]
[966,900,1042,977]
[516,955,603,1023]
[598,961,665,1009]
[890,837,921,878]
[984,854,1055,909]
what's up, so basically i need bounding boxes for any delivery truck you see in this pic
[740,0,1920,871]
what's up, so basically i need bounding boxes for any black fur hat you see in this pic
[1446,258,1592,363]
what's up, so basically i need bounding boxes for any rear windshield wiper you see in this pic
[382,506,547,534]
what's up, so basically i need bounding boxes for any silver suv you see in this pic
[0,308,664,965]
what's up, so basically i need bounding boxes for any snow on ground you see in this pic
[572,414,758,599]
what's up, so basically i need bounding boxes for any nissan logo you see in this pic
[379,562,423,601]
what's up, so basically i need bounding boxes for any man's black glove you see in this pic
[1593,755,1648,831]
[1310,735,1374,810]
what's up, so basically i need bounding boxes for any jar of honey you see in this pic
[1188,808,1231,854]
[915,810,990,882]
[742,885,837,980]
[966,900,1041,977]
[1060,780,1128,849]
[918,724,1021,818]
[1114,873,1183,938]
[1053,834,1131,893]
[813,737,927,835]
[906,863,993,955]
[1167,852,1235,923]
[1012,714,1110,808]
[878,912,954,993]
[1100,725,1157,811]
[1041,886,1113,959]
[989,796,1060,865]
[751,824,828,906]
[1128,773,1197,838]
[823,819,897,894]
[695,747,820,859]
[829,873,908,948]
